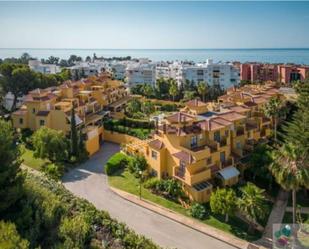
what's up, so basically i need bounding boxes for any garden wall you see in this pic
[103,130,142,145]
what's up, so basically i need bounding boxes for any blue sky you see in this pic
[0,1,308,49]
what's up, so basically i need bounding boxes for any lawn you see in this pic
[21,145,50,170]
[108,169,262,241]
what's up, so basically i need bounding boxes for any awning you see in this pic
[217,166,240,180]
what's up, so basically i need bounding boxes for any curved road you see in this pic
[62,142,236,249]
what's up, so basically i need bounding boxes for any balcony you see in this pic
[220,157,234,168]
[174,166,210,185]
[219,137,228,147]
[180,145,211,161]
[205,140,218,153]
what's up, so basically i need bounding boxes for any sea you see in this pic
[1,48,309,64]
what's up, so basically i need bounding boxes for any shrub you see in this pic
[105,153,129,176]
[164,179,183,199]
[128,155,148,177]
[59,214,91,248]
[42,163,64,180]
[210,188,237,222]
[144,178,161,190]
[160,103,178,112]
[0,220,29,249]
[189,203,207,220]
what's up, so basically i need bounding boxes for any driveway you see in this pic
[62,142,236,249]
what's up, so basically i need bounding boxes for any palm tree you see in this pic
[169,81,179,102]
[197,81,208,102]
[270,143,309,224]
[263,97,282,142]
[238,183,268,232]
[142,84,153,99]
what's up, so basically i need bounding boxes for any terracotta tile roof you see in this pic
[227,105,250,113]
[36,110,50,117]
[165,112,195,123]
[212,117,233,126]
[186,99,207,107]
[198,119,225,131]
[217,111,246,121]
[252,97,268,104]
[148,139,165,150]
[172,151,195,164]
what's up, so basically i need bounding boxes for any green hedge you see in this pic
[105,152,130,176]
[19,172,160,249]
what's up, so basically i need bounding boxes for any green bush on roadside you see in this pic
[189,203,207,220]
[105,153,129,176]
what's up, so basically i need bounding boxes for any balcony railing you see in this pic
[175,167,185,179]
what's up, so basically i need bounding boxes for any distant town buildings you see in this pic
[181,59,240,88]
[277,65,309,84]
[28,60,61,74]
[69,62,107,80]
[126,62,156,86]
[241,63,309,84]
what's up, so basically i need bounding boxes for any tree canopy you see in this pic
[0,120,23,214]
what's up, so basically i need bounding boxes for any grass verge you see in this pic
[108,168,262,241]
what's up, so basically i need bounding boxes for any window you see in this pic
[40,120,45,126]
[151,150,157,160]
[236,142,242,149]
[199,134,203,140]
[19,118,23,124]
[191,135,198,148]
[206,157,212,165]
[32,108,36,114]
[225,130,229,137]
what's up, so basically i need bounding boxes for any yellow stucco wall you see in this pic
[85,135,100,156]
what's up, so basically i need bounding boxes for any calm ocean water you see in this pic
[1,48,309,64]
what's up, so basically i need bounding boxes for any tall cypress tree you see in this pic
[70,107,78,158]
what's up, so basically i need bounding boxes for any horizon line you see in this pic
[1,47,309,50]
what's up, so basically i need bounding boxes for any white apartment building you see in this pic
[155,61,184,86]
[111,63,127,80]
[126,63,156,86]
[28,60,61,74]
[181,59,240,88]
[69,62,107,79]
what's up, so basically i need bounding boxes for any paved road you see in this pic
[62,142,236,249]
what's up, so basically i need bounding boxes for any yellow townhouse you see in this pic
[12,74,130,156]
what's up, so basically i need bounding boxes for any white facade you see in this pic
[126,63,156,86]
[181,59,240,88]
[70,62,107,79]
[28,60,61,74]
[111,63,126,80]
[3,92,25,110]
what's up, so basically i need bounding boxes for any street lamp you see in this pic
[139,170,142,200]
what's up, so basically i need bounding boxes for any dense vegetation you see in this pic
[130,79,225,102]
[0,62,70,111]
[0,120,160,249]
[104,118,153,140]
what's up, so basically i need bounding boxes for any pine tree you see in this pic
[283,81,309,155]
[0,120,24,214]
[70,107,78,158]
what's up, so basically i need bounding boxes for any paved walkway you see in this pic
[256,189,289,248]
[62,142,238,249]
